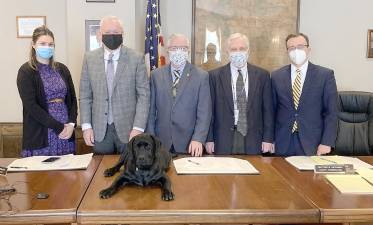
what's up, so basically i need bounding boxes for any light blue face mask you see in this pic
[36,46,54,59]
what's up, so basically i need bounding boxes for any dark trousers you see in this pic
[286,132,306,156]
[93,124,126,155]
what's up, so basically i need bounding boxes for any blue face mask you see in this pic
[36,46,54,59]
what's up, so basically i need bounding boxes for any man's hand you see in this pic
[129,129,143,141]
[188,141,203,157]
[59,124,74,139]
[317,144,331,155]
[205,142,214,154]
[262,142,274,154]
[83,128,95,146]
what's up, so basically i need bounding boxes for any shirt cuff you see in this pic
[133,127,145,132]
[81,123,92,131]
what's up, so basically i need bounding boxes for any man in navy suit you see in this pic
[206,33,274,155]
[271,33,338,156]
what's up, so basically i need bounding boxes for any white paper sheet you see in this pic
[173,157,259,174]
[7,153,93,172]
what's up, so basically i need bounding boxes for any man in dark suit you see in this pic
[206,33,274,155]
[147,34,211,157]
[271,33,338,156]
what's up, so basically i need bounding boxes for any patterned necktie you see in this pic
[107,53,114,124]
[292,68,302,132]
[236,69,247,136]
[172,70,181,98]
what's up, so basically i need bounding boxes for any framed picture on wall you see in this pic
[85,20,101,51]
[16,16,46,38]
[192,0,299,72]
[368,29,373,58]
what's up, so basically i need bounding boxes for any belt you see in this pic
[48,98,64,103]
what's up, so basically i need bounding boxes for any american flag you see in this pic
[145,0,165,74]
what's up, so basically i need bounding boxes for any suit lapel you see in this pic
[246,63,258,111]
[284,65,295,109]
[164,64,173,99]
[95,48,108,97]
[298,62,316,110]
[220,64,234,113]
[112,46,127,92]
[174,62,192,105]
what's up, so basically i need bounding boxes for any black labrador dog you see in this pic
[99,133,174,201]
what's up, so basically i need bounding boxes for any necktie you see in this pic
[107,53,114,124]
[292,69,302,133]
[172,70,181,98]
[236,69,247,136]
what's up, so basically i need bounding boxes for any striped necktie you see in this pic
[172,70,181,97]
[236,69,247,136]
[292,68,302,133]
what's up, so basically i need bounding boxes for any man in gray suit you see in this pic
[80,16,150,154]
[147,34,211,156]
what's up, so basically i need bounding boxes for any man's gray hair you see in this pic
[167,33,190,48]
[227,33,250,50]
[99,16,124,32]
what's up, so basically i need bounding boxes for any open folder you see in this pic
[7,153,93,172]
[325,174,373,194]
[173,157,259,174]
[285,155,373,171]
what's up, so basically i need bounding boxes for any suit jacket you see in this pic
[271,62,338,156]
[79,46,150,143]
[207,63,274,154]
[17,62,77,150]
[147,62,212,153]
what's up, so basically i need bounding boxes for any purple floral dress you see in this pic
[21,64,75,157]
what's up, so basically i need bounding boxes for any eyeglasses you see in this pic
[287,44,308,51]
[168,46,188,51]
[36,42,55,47]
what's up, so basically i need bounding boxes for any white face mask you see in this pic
[169,50,188,68]
[288,49,307,66]
[229,51,248,68]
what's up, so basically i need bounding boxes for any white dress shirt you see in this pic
[291,61,309,93]
[230,63,249,125]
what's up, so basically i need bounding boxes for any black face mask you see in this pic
[102,34,123,50]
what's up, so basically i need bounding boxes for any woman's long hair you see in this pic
[28,25,57,70]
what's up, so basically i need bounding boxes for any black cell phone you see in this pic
[41,157,60,163]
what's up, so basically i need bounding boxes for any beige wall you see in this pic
[300,0,373,92]
[1,0,372,122]
[0,0,67,122]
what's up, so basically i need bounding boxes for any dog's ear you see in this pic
[124,136,137,170]
[150,135,162,152]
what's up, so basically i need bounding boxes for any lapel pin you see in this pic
[187,73,190,77]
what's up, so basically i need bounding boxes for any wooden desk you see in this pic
[270,156,373,223]
[0,156,102,224]
[77,155,319,224]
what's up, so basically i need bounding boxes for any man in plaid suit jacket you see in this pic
[79,16,149,154]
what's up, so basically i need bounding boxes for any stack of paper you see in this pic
[173,157,259,174]
[285,156,373,171]
[7,153,93,172]
[325,174,373,194]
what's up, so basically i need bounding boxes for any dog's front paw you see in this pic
[103,167,117,177]
[162,189,175,201]
[99,187,116,199]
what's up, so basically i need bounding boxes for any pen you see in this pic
[10,166,28,169]
[187,159,200,165]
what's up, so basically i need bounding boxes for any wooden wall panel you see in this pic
[0,123,92,157]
